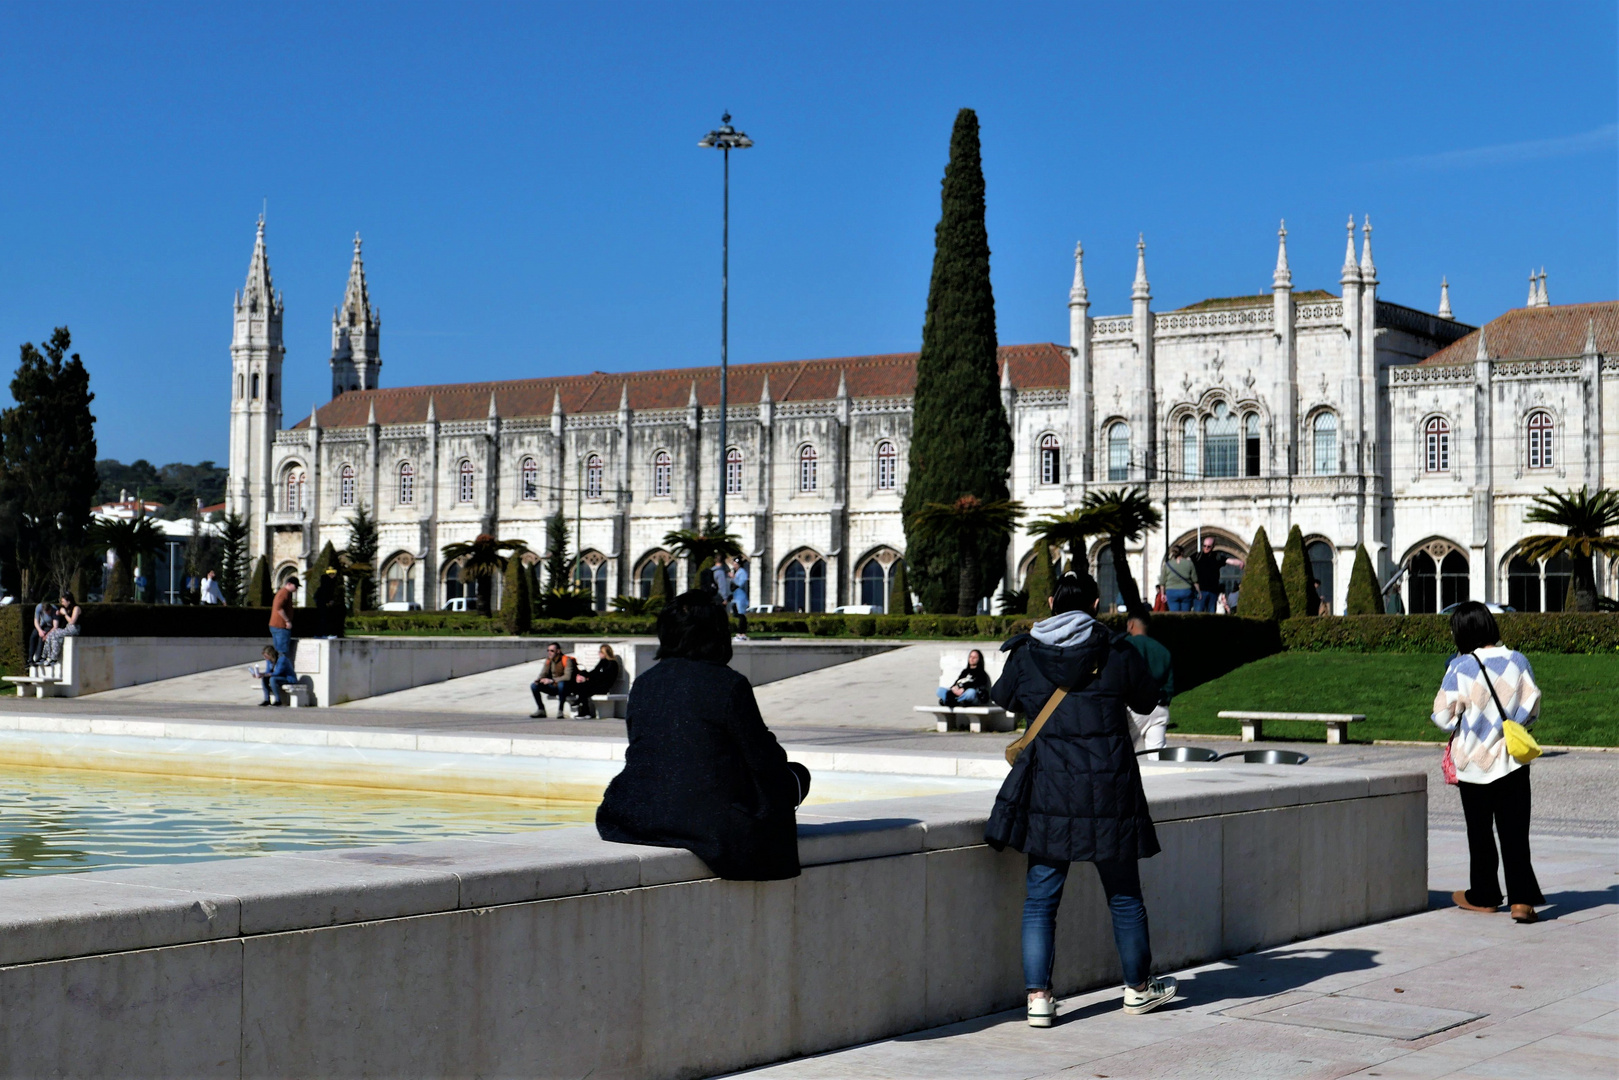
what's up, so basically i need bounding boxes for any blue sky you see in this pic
[1,1,1614,465]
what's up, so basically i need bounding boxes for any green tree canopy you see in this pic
[1279,525,1311,616]
[440,533,530,617]
[1026,508,1101,576]
[246,555,271,607]
[1345,543,1384,615]
[1080,487,1162,617]
[887,559,913,615]
[664,512,743,578]
[908,495,1025,616]
[1237,526,1289,621]
[87,513,164,603]
[901,108,1013,614]
[542,510,571,593]
[218,513,249,605]
[343,503,379,613]
[1519,486,1619,611]
[501,556,533,634]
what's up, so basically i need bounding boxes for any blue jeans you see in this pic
[1166,588,1194,612]
[270,627,292,659]
[937,687,981,706]
[1023,856,1152,991]
[1194,590,1219,613]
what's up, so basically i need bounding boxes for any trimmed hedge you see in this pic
[1101,612,1283,694]
[76,603,343,639]
[1282,613,1619,654]
[0,604,23,677]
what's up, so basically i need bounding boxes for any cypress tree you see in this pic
[901,108,1013,615]
[1345,543,1384,615]
[887,559,913,615]
[309,541,341,611]
[648,556,670,608]
[343,503,379,612]
[1237,526,1290,621]
[218,513,249,605]
[1279,525,1310,617]
[543,510,570,593]
[247,555,271,607]
[1024,541,1053,616]
[501,556,532,634]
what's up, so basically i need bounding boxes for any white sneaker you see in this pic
[1027,994,1055,1028]
[1122,975,1176,1015]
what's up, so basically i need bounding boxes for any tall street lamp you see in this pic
[698,112,752,531]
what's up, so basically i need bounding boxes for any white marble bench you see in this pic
[1218,710,1365,744]
[3,673,61,699]
[590,693,630,719]
[914,704,1016,734]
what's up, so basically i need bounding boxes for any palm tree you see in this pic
[1025,506,1106,576]
[909,495,1025,616]
[439,533,530,617]
[1519,486,1619,612]
[663,512,743,583]
[88,514,166,602]
[1080,487,1162,617]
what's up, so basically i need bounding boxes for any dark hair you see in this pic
[1450,601,1501,654]
[284,576,300,588]
[655,590,733,664]
[1126,612,1150,629]
[966,649,984,669]
[263,646,279,660]
[1050,571,1100,616]
[59,592,76,607]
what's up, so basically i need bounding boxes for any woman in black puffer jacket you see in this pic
[985,572,1177,1027]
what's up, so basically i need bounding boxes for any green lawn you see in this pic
[1171,652,1619,747]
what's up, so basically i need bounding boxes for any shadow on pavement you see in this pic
[1146,946,1381,1015]
[1538,885,1618,920]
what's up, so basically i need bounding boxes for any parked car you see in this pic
[831,604,878,615]
[748,604,780,614]
[379,601,421,612]
[442,597,473,612]
[1439,602,1516,614]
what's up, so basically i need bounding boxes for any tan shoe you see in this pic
[1453,890,1498,913]
[1510,904,1539,923]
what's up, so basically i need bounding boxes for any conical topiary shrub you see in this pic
[1280,525,1311,617]
[309,541,341,611]
[501,556,532,634]
[1238,526,1290,621]
[1024,541,1053,616]
[648,556,670,610]
[247,555,271,607]
[1345,543,1384,615]
[888,560,913,615]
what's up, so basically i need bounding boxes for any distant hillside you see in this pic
[95,459,228,518]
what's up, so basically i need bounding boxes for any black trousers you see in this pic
[1458,765,1544,908]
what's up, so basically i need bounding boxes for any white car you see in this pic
[831,605,879,615]
[441,597,473,612]
[379,601,421,612]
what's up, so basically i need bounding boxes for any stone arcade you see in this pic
[226,219,1617,614]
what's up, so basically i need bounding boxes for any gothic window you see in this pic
[398,462,414,505]
[1244,413,1261,477]
[283,470,305,513]
[1306,540,1334,614]
[1180,416,1197,479]
[1313,412,1339,475]
[860,560,887,611]
[383,556,415,606]
[585,454,603,499]
[1543,552,1573,610]
[251,373,260,400]
[1507,554,1540,612]
[1203,403,1238,478]
[1424,417,1451,473]
[726,447,744,496]
[1039,433,1061,486]
[457,460,475,504]
[652,450,672,498]
[799,445,818,493]
[782,552,826,612]
[573,553,609,612]
[1107,423,1130,481]
[1526,410,1554,470]
[637,554,669,598]
[1408,547,1469,613]
[520,457,539,501]
[338,464,355,507]
[1440,551,1469,608]
[875,441,897,491]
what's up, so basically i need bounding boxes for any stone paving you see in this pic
[729,829,1618,1080]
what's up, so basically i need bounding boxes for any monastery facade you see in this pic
[226,218,1617,615]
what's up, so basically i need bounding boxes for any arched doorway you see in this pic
[1306,540,1335,615]
[382,553,416,607]
[1506,550,1573,612]
[855,548,902,612]
[781,550,826,613]
[1406,540,1468,613]
[573,551,610,612]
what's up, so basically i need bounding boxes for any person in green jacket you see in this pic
[1124,614,1174,750]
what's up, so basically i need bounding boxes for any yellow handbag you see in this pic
[1471,651,1542,764]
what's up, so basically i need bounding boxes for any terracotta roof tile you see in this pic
[295,344,1069,429]
[1419,301,1619,366]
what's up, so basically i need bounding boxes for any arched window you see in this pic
[397,462,414,505]
[726,447,744,496]
[457,460,475,504]
[283,469,305,513]
[1526,410,1554,470]
[339,464,356,507]
[860,559,888,611]
[1039,433,1061,486]
[383,556,415,606]
[1440,551,1469,609]
[783,554,826,612]
[1424,417,1450,473]
[1107,423,1130,481]
[444,561,466,603]
[1203,403,1238,478]
[1244,413,1261,477]
[1543,552,1573,611]
[251,373,260,400]
[520,457,539,501]
[1408,552,1437,613]
[799,445,818,492]
[637,554,669,598]
[1313,412,1339,475]
[652,450,672,498]
[1306,540,1334,615]
[1507,554,1541,612]
[573,554,609,612]
[1180,416,1197,478]
[585,454,603,499]
[875,441,897,491]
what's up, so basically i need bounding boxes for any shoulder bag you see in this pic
[1003,653,1105,766]
[1469,651,1542,765]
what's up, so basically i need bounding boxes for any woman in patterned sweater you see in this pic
[1431,601,1544,923]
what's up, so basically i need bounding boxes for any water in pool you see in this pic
[0,766,596,878]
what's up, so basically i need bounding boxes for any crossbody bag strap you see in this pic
[1003,686,1069,766]
[1468,650,1512,725]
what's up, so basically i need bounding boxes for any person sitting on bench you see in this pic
[937,649,991,708]
[568,644,622,719]
[252,645,295,707]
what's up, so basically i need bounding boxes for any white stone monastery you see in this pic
[226,217,1617,615]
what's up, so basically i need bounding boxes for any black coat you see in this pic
[596,657,801,880]
[984,622,1162,863]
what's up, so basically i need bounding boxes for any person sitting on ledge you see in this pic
[937,648,991,708]
[596,590,811,881]
[253,645,295,707]
[567,644,621,719]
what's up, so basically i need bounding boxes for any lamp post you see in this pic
[698,112,752,532]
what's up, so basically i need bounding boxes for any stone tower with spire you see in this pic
[227,216,285,553]
[331,234,382,397]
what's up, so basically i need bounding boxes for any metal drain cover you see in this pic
[1222,992,1485,1040]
